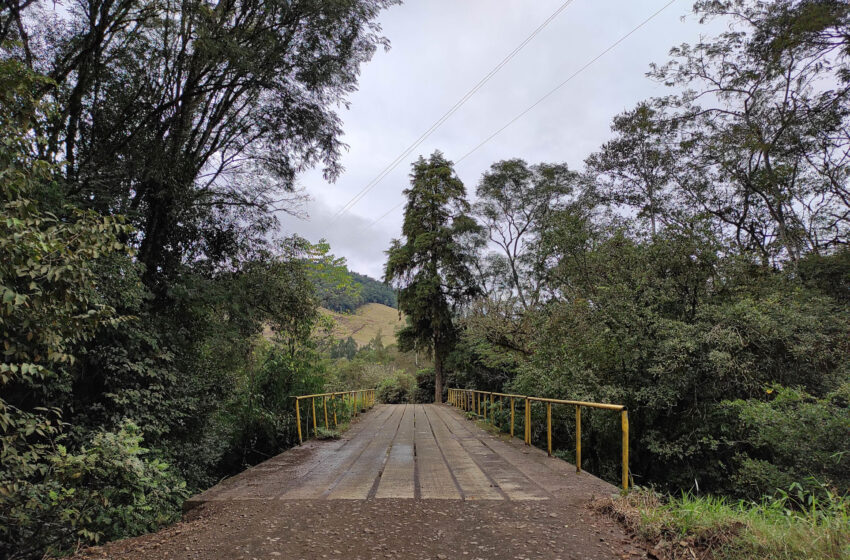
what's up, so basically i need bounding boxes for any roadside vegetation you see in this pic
[595,486,849,560]
[1,0,849,559]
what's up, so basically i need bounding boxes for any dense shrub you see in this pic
[1,421,186,559]
[217,343,325,473]
[377,374,415,403]
[728,384,850,499]
[413,368,437,403]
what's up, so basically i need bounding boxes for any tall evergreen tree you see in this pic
[384,152,482,403]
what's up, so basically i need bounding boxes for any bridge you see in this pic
[76,402,641,559]
[190,402,618,503]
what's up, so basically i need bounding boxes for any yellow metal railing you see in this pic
[447,388,629,491]
[293,389,376,445]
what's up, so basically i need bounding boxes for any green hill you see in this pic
[321,303,405,346]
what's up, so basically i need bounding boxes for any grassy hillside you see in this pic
[321,303,405,346]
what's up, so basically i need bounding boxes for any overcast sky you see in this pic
[279,0,719,278]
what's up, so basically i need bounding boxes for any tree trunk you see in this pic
[433,340,443,404]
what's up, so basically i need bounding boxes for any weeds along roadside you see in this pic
[594,485,850,560]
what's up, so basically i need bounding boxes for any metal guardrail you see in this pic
[448,388,629,491]
[293,389,376,444]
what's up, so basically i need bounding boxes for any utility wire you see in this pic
[367,0,678,230]
[456,0,678,163]
[333,0,578,219]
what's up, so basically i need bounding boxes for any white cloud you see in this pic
[284,0,715,278]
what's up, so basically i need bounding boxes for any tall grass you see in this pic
[595,485,850,560]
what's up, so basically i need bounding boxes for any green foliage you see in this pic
[413,368,437,403]
[377,373,415,404]
[511,223,850,491]
[315,426,341,440]
[728,384,850,499]
[650,0,850,264]
[303,241,396,313]
[473,158,579,307]
[305,239,363,312]
[385,151,483,402]
[598,486,850,560]
[2,421,187,559]
[218,339,325,473]
[329,337,358,360]
[0,61,160,558]
[586,102,675,237]
[2,0,399,556]
[351,272,397,309]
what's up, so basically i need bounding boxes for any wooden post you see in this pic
[546,402,552,456]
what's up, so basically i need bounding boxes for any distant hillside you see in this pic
[314,270,397,313]
[321,303,405,346]
[351,272,397,309]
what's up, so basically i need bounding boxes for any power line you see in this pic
[456,0,678,164]
[367,0,679,231]
[333,0,578,219]
[367,200,404,230]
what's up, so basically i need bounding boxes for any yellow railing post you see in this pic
[312,397,318,437]
[576,406,582,473]
[510,397,515,438]
[621,410,629,491]
[524,397,531,445]
[295,398,302,444]
[290,389,374,443]
[446,388,627,488]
